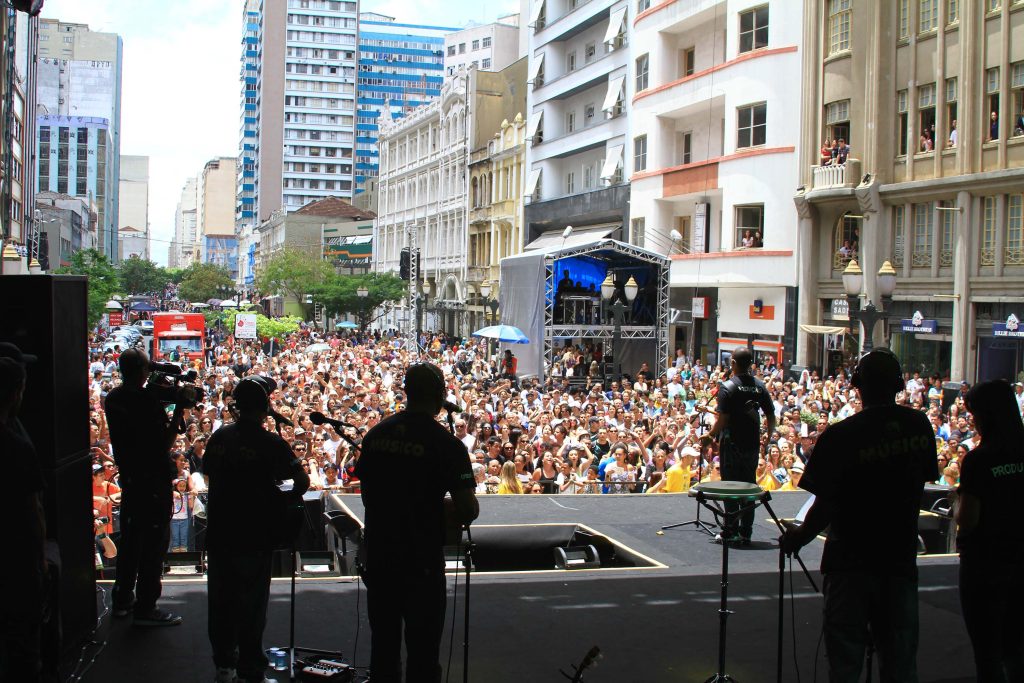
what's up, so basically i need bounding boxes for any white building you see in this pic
[522,0,632,247]
[171,177,198,268]
[444,17,520,75]
[118,155,149,260]
[629,0,802,367]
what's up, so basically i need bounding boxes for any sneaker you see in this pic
[714,532,741,545]
[112,598,136,618]
[738,537,752,547]
[133,608,183,627]
[214,668,237,683]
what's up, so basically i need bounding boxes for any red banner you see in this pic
[108,312,123,328]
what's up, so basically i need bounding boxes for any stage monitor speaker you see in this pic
[0,275,95,658]
[554,545,601,570]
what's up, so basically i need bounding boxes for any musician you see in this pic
[781,349,935,683]
[203,378,309,683]
[956,380,1024,681]
[357,362,478,683]
[706,348,774,545]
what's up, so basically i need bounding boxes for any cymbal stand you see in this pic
[660,444,715,536]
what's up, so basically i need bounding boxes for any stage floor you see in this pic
[82,493,972,683]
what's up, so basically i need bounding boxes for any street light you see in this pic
[356,284,369,332]
[601,273,639,382]
[842,258,897,353]
[479,279,499,324]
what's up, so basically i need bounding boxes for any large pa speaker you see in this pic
[0,275,95,658]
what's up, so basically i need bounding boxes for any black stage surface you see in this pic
[83,493,974,683]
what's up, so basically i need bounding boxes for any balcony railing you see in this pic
[810,158,861,191]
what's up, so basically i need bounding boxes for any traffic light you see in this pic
[399,247,410,280]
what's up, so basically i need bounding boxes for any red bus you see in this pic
[151,312,206,367]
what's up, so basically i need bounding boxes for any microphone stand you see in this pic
[444,404,473,683]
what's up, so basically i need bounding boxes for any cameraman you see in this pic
[104,348,184,626]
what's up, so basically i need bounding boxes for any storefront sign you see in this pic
[830,298,849,321]
[993,314,1024,338]
[692,202,710,254]
[900,310,937,334]
[108,312,123,328]
[234,313,258,339]
[692,296,709,319]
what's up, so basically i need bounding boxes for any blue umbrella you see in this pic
[335,321,359,329]
[131,301,158,311]
[471,324,530,344]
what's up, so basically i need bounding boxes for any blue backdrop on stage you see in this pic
[550,256,607,306]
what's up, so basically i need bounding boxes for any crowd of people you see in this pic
[86,321,1021,563]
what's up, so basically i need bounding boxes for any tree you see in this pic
[311,272,406,330]
[118,255,171,294]
[255,248,334,319]
[178,262,234,303]
[55,248,121,327]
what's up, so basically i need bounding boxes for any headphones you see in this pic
[850,348,905,395]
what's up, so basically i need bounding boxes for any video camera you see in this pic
[147,362,205,409]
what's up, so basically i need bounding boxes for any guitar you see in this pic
[561,645,601,682]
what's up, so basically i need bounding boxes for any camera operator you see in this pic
[104,348,184,626]
[203,377,308,683]
[357,362,479,683]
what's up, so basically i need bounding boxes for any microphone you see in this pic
[442,400,462,413]
[309,411,353,431]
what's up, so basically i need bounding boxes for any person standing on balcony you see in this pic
[837,139,850,164]
[820,139,833,166]
[989,111,999,141]
[948,120,958,148]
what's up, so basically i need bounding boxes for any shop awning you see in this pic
[600,145,623,180]
[602,75,625,112]
[604,6,627,46]
[528,52,545,84]
[800,324,849,335]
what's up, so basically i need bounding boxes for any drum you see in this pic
[688,480,764,501]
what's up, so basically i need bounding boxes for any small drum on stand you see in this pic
[689,481,770,683]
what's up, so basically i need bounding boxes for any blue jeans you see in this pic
[169,517,190,550]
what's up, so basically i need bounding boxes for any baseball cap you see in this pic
[0,342,37,365]
[92,463,104,474]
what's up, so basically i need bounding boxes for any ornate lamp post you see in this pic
[842,259,897,353]
[356,284,369,332]
[601,273,639,381]
[479,279,499,325]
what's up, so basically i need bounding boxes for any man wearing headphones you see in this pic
[105,348,185,626]
[203,377,309,683]
[781,349,935,682]
[357,362,478,683]
[707,347,775,545]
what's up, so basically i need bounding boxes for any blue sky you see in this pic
[41,0,519,266]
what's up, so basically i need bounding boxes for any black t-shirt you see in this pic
[104,384,176,487]
[203,419,309,551]
[716,374,773,451]
[800,404,935,578]
[958,440,1024,561]
[356,411,473,571]
[2,418,46,582]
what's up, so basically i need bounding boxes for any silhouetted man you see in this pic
[357,363,478,682]
[782,349,935,682]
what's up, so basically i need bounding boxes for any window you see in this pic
[981,196,996,265]
[566,111,576,133]
[682,47,695,76]
[893,205,905,267]
[898,0,909,38]
[585,103,595,124]
[919,0,938,31]
[918,83,936,150]
[738,5,769,53]
[828,0,851,54]
[947,0,959,22]
[987,0,1000,10]
[459,43,466,54]
[912,203,933,267]
[637,0,650,11]
[566,171,575,194]
[583,165,593,189]
[447,45,455,56]
[585,42,596,63]
[631,217,646,247]
[825,99,850,146]
[734,205,764,248]
[1013,63,1024,136]
[1008,195,1024,265]
[676,131,692,164]
[737,103,767,148]
[897,89,909,155]
[946,77,958,142]
[675,216,692,253]
[482,58,491,69]
[987,68,1000,139]
[634,135,648,171]
[833,213,861,270]
[482,36,491,48]
[939,201,955,266]
[472,39,479,50]
[567,50,577,72]
[635,54,649,92]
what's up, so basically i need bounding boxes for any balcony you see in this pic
[535,0,610,46]
[534,49,621,102]
[810,158,861,191]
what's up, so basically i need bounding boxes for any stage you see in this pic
[82,493,974,682]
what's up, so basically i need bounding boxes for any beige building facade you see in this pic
[795,0,1024,383]
[118,155,149,260]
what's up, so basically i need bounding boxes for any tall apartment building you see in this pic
[794,0,1024,384]
[443,17,521,75]
[198,157,238,277]
[522,0,632,248]
[171,177,198,268]
[36,19,123,262]
[238,0,360,237]
[630,0,803,366]
[355,14,455,195]
[375,62,526,336]
[118,155,149,260]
